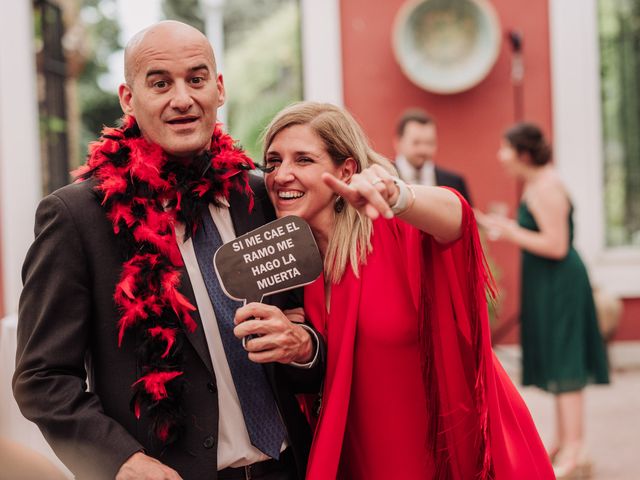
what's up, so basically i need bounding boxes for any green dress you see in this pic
[518,202,609,393]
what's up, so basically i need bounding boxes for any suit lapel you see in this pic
[178,263,215,373]
[434,166,444,187]
[229,185,265,236]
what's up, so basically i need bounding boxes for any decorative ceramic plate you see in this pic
[393,0,501,94]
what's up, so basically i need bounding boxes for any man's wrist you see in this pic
[289,324,319,368]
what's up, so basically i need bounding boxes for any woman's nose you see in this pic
[273,161,295,183]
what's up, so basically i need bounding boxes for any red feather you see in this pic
[157,422,170,442]
[72,114,254,444]
[148,326,177,358]
[117,301,148,346]
[133,371,183,401]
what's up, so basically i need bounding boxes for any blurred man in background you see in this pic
[394,108,473,205]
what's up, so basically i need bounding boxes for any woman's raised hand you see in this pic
[322,164,399,220]
[475,210,518,241]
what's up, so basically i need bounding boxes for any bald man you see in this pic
[13,21,322,480]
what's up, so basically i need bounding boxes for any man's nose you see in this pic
[170,82,194,111]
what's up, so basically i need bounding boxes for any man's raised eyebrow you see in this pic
[190,64,210,73]
[145,65,210,79]
[146,69,169,79]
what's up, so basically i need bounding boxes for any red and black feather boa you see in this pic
[74,115,255,444]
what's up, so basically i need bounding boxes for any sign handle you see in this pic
[240,295,265,349]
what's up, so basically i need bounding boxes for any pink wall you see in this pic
[613,299,640,342]
[339,0,639,342]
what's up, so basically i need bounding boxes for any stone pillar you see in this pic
[0,0,42,316]
[300,0,343,105]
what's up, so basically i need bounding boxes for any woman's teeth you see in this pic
[279,191,304,199]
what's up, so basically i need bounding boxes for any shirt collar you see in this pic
[395,155,434,179]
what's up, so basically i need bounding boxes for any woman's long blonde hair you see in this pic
[262,101,396,283]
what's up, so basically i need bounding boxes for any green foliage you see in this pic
[79,84,122,137]
[598,0,640,246]
[224,1,302,161]
[77,0,122,162]
[162,0,205,32]
[41,115,67,135]
[223,0,293,47]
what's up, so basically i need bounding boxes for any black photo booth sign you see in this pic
[214,216,322,303]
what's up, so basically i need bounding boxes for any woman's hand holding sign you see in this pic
[233,304,314,364]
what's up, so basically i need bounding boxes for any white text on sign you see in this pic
[231,222,301,253]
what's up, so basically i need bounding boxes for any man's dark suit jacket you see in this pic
[13,174,323,480]
[435,166,473,206]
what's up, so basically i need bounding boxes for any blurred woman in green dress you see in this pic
[478,123,609,480]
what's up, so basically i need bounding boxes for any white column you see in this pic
[549,0,604,260]
[549,0,640,297]
[0,5,69,476]
[0,0,42,315]
[300,0,343,105]
[201,0,227,125]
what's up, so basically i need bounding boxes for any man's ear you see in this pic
[340,157,358,183]
[118,83,134,116]
[216,73,226,108]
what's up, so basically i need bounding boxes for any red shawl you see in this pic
[303,192,554,479]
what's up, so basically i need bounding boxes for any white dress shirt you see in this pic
[175,201,316,469]
[395,155,436,186]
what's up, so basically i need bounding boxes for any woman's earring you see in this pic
[334,195,345,213]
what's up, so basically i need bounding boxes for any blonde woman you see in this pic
[235,102,554,479]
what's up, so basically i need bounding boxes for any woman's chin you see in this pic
[274,203,304,219]
[277,211,306,221]
[275,207,301,219]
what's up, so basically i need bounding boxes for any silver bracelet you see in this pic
[390,177,415,215]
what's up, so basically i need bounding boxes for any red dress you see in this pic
[303,194,554,479]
